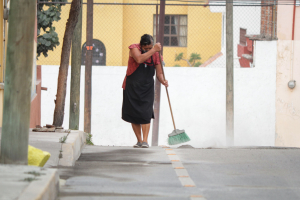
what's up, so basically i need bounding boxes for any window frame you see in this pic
[153,14,188,47]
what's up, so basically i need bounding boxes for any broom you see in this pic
[158,53,190,145]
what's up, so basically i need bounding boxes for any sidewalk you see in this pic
[0,129,86,200]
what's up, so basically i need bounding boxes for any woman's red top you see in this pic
[122,44,162,89]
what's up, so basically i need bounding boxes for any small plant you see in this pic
[25,171,44,177]
[59,135,67,143]
[23,171,44,182]
[86,133,94,145]
[174,64,181,67]
[175,52,202,67]
[194,62,202,67]
[23,177,37,182]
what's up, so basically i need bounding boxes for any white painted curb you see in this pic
[18,167,59,200]
[59,130,86,166]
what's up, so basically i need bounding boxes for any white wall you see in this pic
[41,41,277,148]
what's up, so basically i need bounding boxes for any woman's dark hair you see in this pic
[140,34,154,47]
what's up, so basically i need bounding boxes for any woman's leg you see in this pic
[141,123,151,143]
[131,123,142,143]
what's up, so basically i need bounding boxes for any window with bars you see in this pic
[153,15,187,47]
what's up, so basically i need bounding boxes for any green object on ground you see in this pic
[168,129,190,145]
[159,54,190,146]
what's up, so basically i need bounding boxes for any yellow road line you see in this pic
[164,148,206,200]
[184,185,196,187]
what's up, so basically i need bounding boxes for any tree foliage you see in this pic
[175,53,184,62]
[175,52,202,67]
[37,0,67,58]
[194,62,202,67]
[189,53,201,66]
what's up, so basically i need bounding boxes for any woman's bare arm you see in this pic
[156,63,169,87]
[130,43,161,64]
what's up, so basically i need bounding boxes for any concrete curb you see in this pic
[0,165,59,200]
[18,167,59,200]
[59,130,86,166]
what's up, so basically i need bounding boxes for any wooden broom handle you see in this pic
[158,52,176,130]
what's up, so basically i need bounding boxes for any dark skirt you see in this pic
[122,60,155,124]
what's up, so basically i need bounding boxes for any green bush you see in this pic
[174,52,202,67]
[37,0,67,58]
[194,62,202,67]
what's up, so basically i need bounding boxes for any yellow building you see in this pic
[37,0,222,67]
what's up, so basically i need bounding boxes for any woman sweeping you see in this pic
[122,34,168,148]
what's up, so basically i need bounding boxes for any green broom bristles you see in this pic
[168,131,190,145]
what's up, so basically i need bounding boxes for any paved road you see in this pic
[57,146,300,200]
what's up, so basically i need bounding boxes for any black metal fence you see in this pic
[37,0,278,68]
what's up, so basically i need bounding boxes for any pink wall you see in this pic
[277,5,300,40]
[29,13,41,128]
[276,4,300,147]
[30,65,41,128]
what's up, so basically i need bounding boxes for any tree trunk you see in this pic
[69,0,82,130]
[53,0,82,127]
[182,59,192,67]
[0,0,35,164]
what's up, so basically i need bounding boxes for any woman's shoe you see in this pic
[133,142,142,148]
[141,142,149,148]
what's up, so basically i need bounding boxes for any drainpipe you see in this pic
[288,0,297,89]
[292,0,296,41]
[291,0,296,81]
[272,0,276,39]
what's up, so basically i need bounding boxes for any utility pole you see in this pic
[69,0,82,130]
[0,0,35,164]
[152,0,165,146]
[85,0,93,134]
[226,1,234,146]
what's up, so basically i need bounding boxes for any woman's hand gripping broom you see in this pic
[158,53,190,145]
